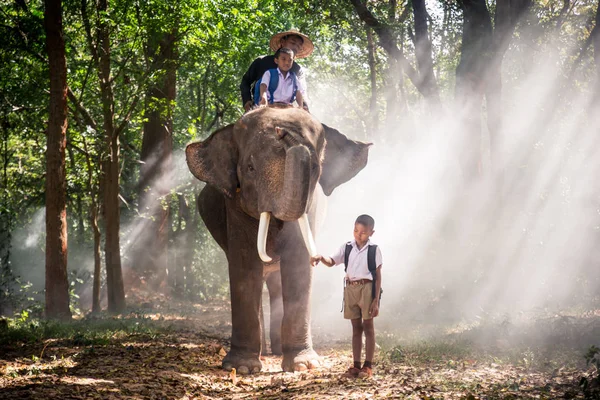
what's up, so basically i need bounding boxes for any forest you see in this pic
[1,0,600,398]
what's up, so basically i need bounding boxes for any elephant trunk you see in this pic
[256,144,315,262]
[298,214,317,257]
[257,212,317,262]
[273,144,311,221]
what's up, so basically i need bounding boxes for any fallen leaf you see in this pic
[230,367,237,385]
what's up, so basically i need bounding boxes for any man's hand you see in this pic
[369,300,379,318]
[243,100,253,112]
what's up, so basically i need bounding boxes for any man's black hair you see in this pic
[282,34,304,44]
[355,214,375,230]
[274,47,295,59]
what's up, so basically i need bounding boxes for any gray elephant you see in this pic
[186,105,371,373]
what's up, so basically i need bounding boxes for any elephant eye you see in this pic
[247,163,255,172]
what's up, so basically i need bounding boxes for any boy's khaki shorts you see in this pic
[343,281,375,320]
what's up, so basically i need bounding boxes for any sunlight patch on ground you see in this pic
[59,376,115,385]
[3,356,77,377]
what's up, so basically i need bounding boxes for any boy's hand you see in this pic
[369,301,379,317]
[259,94,267,106]
[243,100,253,112]
[310,255,323,267]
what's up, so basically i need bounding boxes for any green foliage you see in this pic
[0,310,167,346]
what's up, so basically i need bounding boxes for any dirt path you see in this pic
[0,299,597,399]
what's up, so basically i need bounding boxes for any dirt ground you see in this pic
[1,294,599,399]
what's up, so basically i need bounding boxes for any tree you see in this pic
[455,0,531,181]
[136,7,179,287]
[349,0,441,106]
[412,0,440,108]
[44,0,71,320]
[81,0,129,312]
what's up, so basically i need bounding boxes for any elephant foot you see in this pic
[222,350,262,375]
[281,349,320,372]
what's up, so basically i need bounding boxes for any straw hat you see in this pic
[269,29,314,58]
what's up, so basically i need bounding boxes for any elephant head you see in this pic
[186,106,371,260]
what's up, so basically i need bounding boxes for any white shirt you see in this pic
[330,239,383,281]
[261,68,306,104]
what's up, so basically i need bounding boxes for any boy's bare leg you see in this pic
[350,318,364,364]
[363,318,375,362]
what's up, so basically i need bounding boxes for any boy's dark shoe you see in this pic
[358,366,372,378]
[343,367,360,378]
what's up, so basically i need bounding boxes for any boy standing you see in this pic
[258,47,305,108]
[311,215,383,379]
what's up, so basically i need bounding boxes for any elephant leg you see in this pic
[279,226,320,372]
[265,270,283,356]
[198,185,228,252]
[221,208,264,374]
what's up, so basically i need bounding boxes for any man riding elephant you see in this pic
[240,29,314,112]
[186,105,371,373]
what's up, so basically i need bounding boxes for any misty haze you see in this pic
[2,0,600,398]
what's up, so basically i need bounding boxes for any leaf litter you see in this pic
[0,294,598,399]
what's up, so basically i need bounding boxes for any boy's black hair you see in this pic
[274,47,295,59]
[355,214,375,230]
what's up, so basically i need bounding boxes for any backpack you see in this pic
[344,243,382,301]
[253,68,298,105]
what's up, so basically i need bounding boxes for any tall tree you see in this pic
[349,0,441,105]
[44,0,71,320]
[366,26,378,131]
[456,0,530,180]
[412,0,440,108]
[137,27,178,287]
[81,0,127,312]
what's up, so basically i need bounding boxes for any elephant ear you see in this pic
[186,124,238,199]
[320,124,372,196]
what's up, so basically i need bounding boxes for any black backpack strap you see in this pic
[343,243,352,273]
[368,245,378,300]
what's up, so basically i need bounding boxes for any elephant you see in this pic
[185,105,371,373]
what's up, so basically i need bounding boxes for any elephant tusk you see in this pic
[298,214,317,257]
[257,212,272,262]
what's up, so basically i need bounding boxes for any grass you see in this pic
[0,310,171,347]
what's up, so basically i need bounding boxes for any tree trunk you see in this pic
[172,194,188,294]
[366,27,378,134]
[137,30,177,288]
[44,0,71,320]
[350,0,440,102]
[487,0,531,173]
[91,195,102,313]
[82,133,102,314]
[97,0,125,313]
[412,0,441,108]
[455,0,532,182]
[455,0,493,182]
[384,0,401,138]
